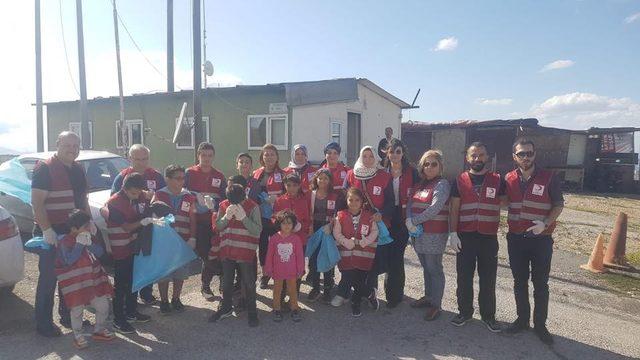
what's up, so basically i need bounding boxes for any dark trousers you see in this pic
[258,218,275,268]
[35,248,69,331]
[342,269,369,305]
[385,209,409,304]
[113,256,138,321]
[308,246,335,291]
[456,232,498,320]
[507,232,553,328]
[195,221,218,288]
[220,259,256,315]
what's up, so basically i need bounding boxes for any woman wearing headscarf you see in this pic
[284,144,317,193]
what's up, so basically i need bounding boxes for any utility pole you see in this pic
[192,0,203,157]
[75,0,90,149]
[202,0,207,88]
[167,0,174,92]
[112,0,127,155]
[35,0,44,151]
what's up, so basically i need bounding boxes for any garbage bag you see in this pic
[376,221,394,245]
[258,191,273,219]
[305,227,340,273]
[132,215,197,292]
[24,236,51,251]
[409,224,424,238]
[0,157,32,205]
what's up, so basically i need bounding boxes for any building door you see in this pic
[403,130,432,164]
[347,112,362,167]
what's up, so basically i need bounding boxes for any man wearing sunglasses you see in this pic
[504,138,564,345]
[448,142,505,333]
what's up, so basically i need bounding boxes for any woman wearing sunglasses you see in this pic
[405,149,451,321]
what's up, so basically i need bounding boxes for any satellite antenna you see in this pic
[203,61,214,77]
[172,102,189,144]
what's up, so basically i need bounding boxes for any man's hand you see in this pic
[43,228,58,245]
[526,220,546,235]
[140,217,154,226]
[447,232,462,253]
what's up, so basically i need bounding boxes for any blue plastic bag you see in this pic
[258,191,273,219]
[132,215,197,292]
[376,221,394,245]
[0,157,32,205]
[305,227,340,273]
[409,224,424,238]
[24,236,51,251]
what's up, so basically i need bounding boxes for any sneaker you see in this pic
[36,325,62,338]
[171,299,185,312]
[450,313,472,327]
[259,276,270,289]
[386,300,400,309]
[126,312,151,323]
[291,309,302,322]
[505,319,530,334]
[321,289,333,304]
[160,301,172,315]
[482,319,502,333]
[59,317,72,329]
[272,310,283,323]
[234,298,246,313]
[208,308,233,322]
[307,288,322,302]
[367,289,379,311]
[331,295,347,307]
[73,335,89,350]
[91,329,116,342]
[140,294,158,306]
[534,326,554,345]
[248,313,259,327]
[351,302,362,317]
[201,287,215,301]
[424,306,441,321]
[113,320,135,335]
[410,296,431,309]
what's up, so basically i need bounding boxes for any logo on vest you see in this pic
[146,180,156,190]
[277,242,293,262]
[181,201,191,212]
[307,172,314,181]
[327,200,336,209]
[274,173,282,183]
[360,224,369,235]
[211,178,221,188]
[340,171,346,179]
[419,190,430,199]
[485,187,496,199]
[532,184,545,196]
[373,186,382,196]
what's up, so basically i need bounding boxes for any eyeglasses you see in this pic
[423,161,439,168]
[514,151,535,159]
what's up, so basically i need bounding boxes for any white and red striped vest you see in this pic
[410,179,450,234]
[336,210,376,271]
[456,172,501,235]
[41,156,78,226]
[104,191,147,260]
[154,188,196,241]
[185,164,226,220]
[209,199,259,262]
[505,169,556,235]
[252,167,285,197]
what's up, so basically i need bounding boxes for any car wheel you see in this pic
[0,285,15,296]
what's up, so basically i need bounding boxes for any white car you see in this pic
[0,205,24,296]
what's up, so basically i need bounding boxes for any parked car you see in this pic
[0,205,24,296]
[0,151,128,243]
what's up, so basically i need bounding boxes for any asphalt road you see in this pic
[1,238,639,360]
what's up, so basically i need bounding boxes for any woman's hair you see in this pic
[345,187,367,209]
[274,209,298,230]
[225,183,246,205]
[384,138,412,169]
[417,149,444,180]
[259,144,280,168]
[310,168,334,191]
[67,209,91,231]
[284,173,301,185]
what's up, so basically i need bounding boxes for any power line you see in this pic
[59,0,80,96]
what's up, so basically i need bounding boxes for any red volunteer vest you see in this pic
[410,179,450,234]
[209,199,259,262]
[456,172,501,234]
[41,156,78,226]
[273,192,312,244]
[321,162,350,190]
[253,167,285,196]
[185,165,226,221]
[284,164,317,193]
[104,191,148,260]
[120,167,163,191]
[505,169,556,235]
[393,167,416,214]
[345,169,391,213]
[311,190,340,224]
[154,188,196,240]
[336,210,376,271]
[55,235,113,308]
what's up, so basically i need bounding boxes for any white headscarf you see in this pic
[288,144,309,169]
[353,146,379,180]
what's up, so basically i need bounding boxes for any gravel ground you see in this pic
[1,242,640,360]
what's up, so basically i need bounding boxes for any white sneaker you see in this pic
[331,295,347,307]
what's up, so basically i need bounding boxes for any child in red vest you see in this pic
[272,173,311,243]
[265,210,305,322]
[55,209,114,349]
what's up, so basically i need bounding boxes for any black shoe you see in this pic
[535,326,554,345]
[259,276,270,289]
[59,317,72,329]
[386,300,400,309]
[113,320,135,334]
[506,319,530,334]
[171,299,185,312]
[201,287,215,301]
[234,298,246,313]
[273,310,283,323]
[248,313,259,327]
[482,318,502,333]
[140,294,158,306]
[291,309,302,322]
[208,308,233,323]
[160,301,172,315]
[126,312,151,323]
[352,302,362,317]
[36,325,62,338]
[367,290,379,311]
[321,290,333,304]
[307,288,321,302]
[450,313,472,327]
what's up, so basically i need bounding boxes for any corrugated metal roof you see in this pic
[402,118,540,131]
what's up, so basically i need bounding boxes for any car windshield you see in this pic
[80,157,129,192]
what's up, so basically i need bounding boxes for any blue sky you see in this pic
[0,0,638,152]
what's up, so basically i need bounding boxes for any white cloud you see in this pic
[624,12,640,24]
[433,37,458,52]
[476,98,513,106]
[539,59,575,72]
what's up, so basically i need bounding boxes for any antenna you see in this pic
[173,102,189,143]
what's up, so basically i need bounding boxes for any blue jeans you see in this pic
[35,248,69,331]
[417,253,445,308]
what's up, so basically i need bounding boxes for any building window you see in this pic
[175,117,210,149]
[116,119,144,148]
[69,122,93,149]
[247,115,288,150]
[330,121,341,146]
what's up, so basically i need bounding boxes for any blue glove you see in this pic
[409,224,424,238]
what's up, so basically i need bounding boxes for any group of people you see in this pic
[31,129,563,350]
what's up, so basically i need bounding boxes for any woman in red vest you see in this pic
[252,144,286,289]
[284,144,317,193]
[320,142,350,191]
[405,150,451,321]
[332,187,379,317]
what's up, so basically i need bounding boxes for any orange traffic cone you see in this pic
[603,212,633,270]
[580,233,608,273]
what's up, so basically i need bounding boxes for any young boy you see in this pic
[55,209,114,349]
[208,181,262,327]
[152,165,197,314]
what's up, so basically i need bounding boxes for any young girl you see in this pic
[264,210,305,322]
[272,173,311,243]
[333,188,379,317]
[55,209,114,349]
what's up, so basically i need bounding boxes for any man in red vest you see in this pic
[448,142,505,333]
[504,138,564,345]
[32,131,94,337]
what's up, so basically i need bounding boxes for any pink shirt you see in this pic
[264,232,305,280]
